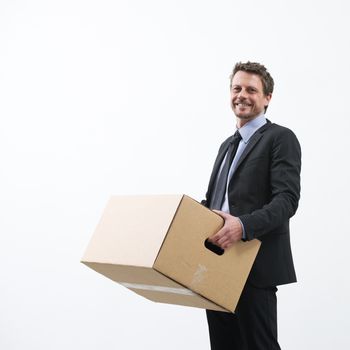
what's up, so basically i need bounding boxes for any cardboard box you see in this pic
[81,194,260,312]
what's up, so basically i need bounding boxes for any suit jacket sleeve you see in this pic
[238,127,301,240]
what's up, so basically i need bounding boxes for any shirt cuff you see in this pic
[237,217,246,240]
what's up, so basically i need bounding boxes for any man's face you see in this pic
[230,71,272,121]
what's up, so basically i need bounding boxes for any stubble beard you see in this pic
[232,103,256,121]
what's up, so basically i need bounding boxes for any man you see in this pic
[203,62,301,350]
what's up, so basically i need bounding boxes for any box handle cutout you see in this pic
[204,239,224,256]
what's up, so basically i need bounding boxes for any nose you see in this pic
[238,88,248,99]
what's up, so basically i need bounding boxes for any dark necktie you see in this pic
[210,130,242,210]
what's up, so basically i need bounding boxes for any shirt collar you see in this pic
[237,113,267,144]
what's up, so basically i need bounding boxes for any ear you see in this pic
[264,93,272,107]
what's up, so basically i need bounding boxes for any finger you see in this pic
[207,234,218,244]
[223,242,232,250]
[217,236,229,247]
[211,239,225,249]
[212,209,229,219]
[210,227,226,242]
[221,240,232,250]
[207,236,216,243]
[210,234,221,244]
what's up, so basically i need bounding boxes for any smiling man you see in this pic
[231,70,271,124]
[202,62,301,350]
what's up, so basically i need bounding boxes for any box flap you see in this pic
[82,195,183,267]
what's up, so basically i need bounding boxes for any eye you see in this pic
[247,87,257,93]
[232,86,241,92]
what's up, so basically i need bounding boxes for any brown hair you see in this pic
[230,61,274,96]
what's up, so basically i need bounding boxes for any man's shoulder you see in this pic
[263,121,299,140]
[262,122,301,155]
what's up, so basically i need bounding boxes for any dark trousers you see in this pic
[206,283,280,350]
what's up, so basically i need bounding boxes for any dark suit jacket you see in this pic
[202,120,301,288]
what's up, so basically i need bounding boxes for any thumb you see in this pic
[212,209,229,219]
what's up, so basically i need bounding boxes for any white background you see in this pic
[1,0,349,349]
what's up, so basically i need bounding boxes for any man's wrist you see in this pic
[237,217,246,240]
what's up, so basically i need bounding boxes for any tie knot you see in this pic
[232,130,242,144]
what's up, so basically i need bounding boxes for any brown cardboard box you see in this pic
[81,194,260,312]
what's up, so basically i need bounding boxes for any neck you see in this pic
[235,112,264,129]
[236,118,250,128]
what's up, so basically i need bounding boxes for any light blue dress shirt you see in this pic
[219,113,267,238]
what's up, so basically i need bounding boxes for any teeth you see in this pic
[236,103,250,107]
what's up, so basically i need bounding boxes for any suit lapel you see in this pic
[207,121,272,202]
[233,121,272,172]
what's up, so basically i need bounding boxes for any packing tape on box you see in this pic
[120,282,196,296]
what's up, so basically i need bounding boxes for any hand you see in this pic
[208,210,243,250]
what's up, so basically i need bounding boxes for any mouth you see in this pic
[234,102,252,108]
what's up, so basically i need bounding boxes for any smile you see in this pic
[235,102,252,107]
